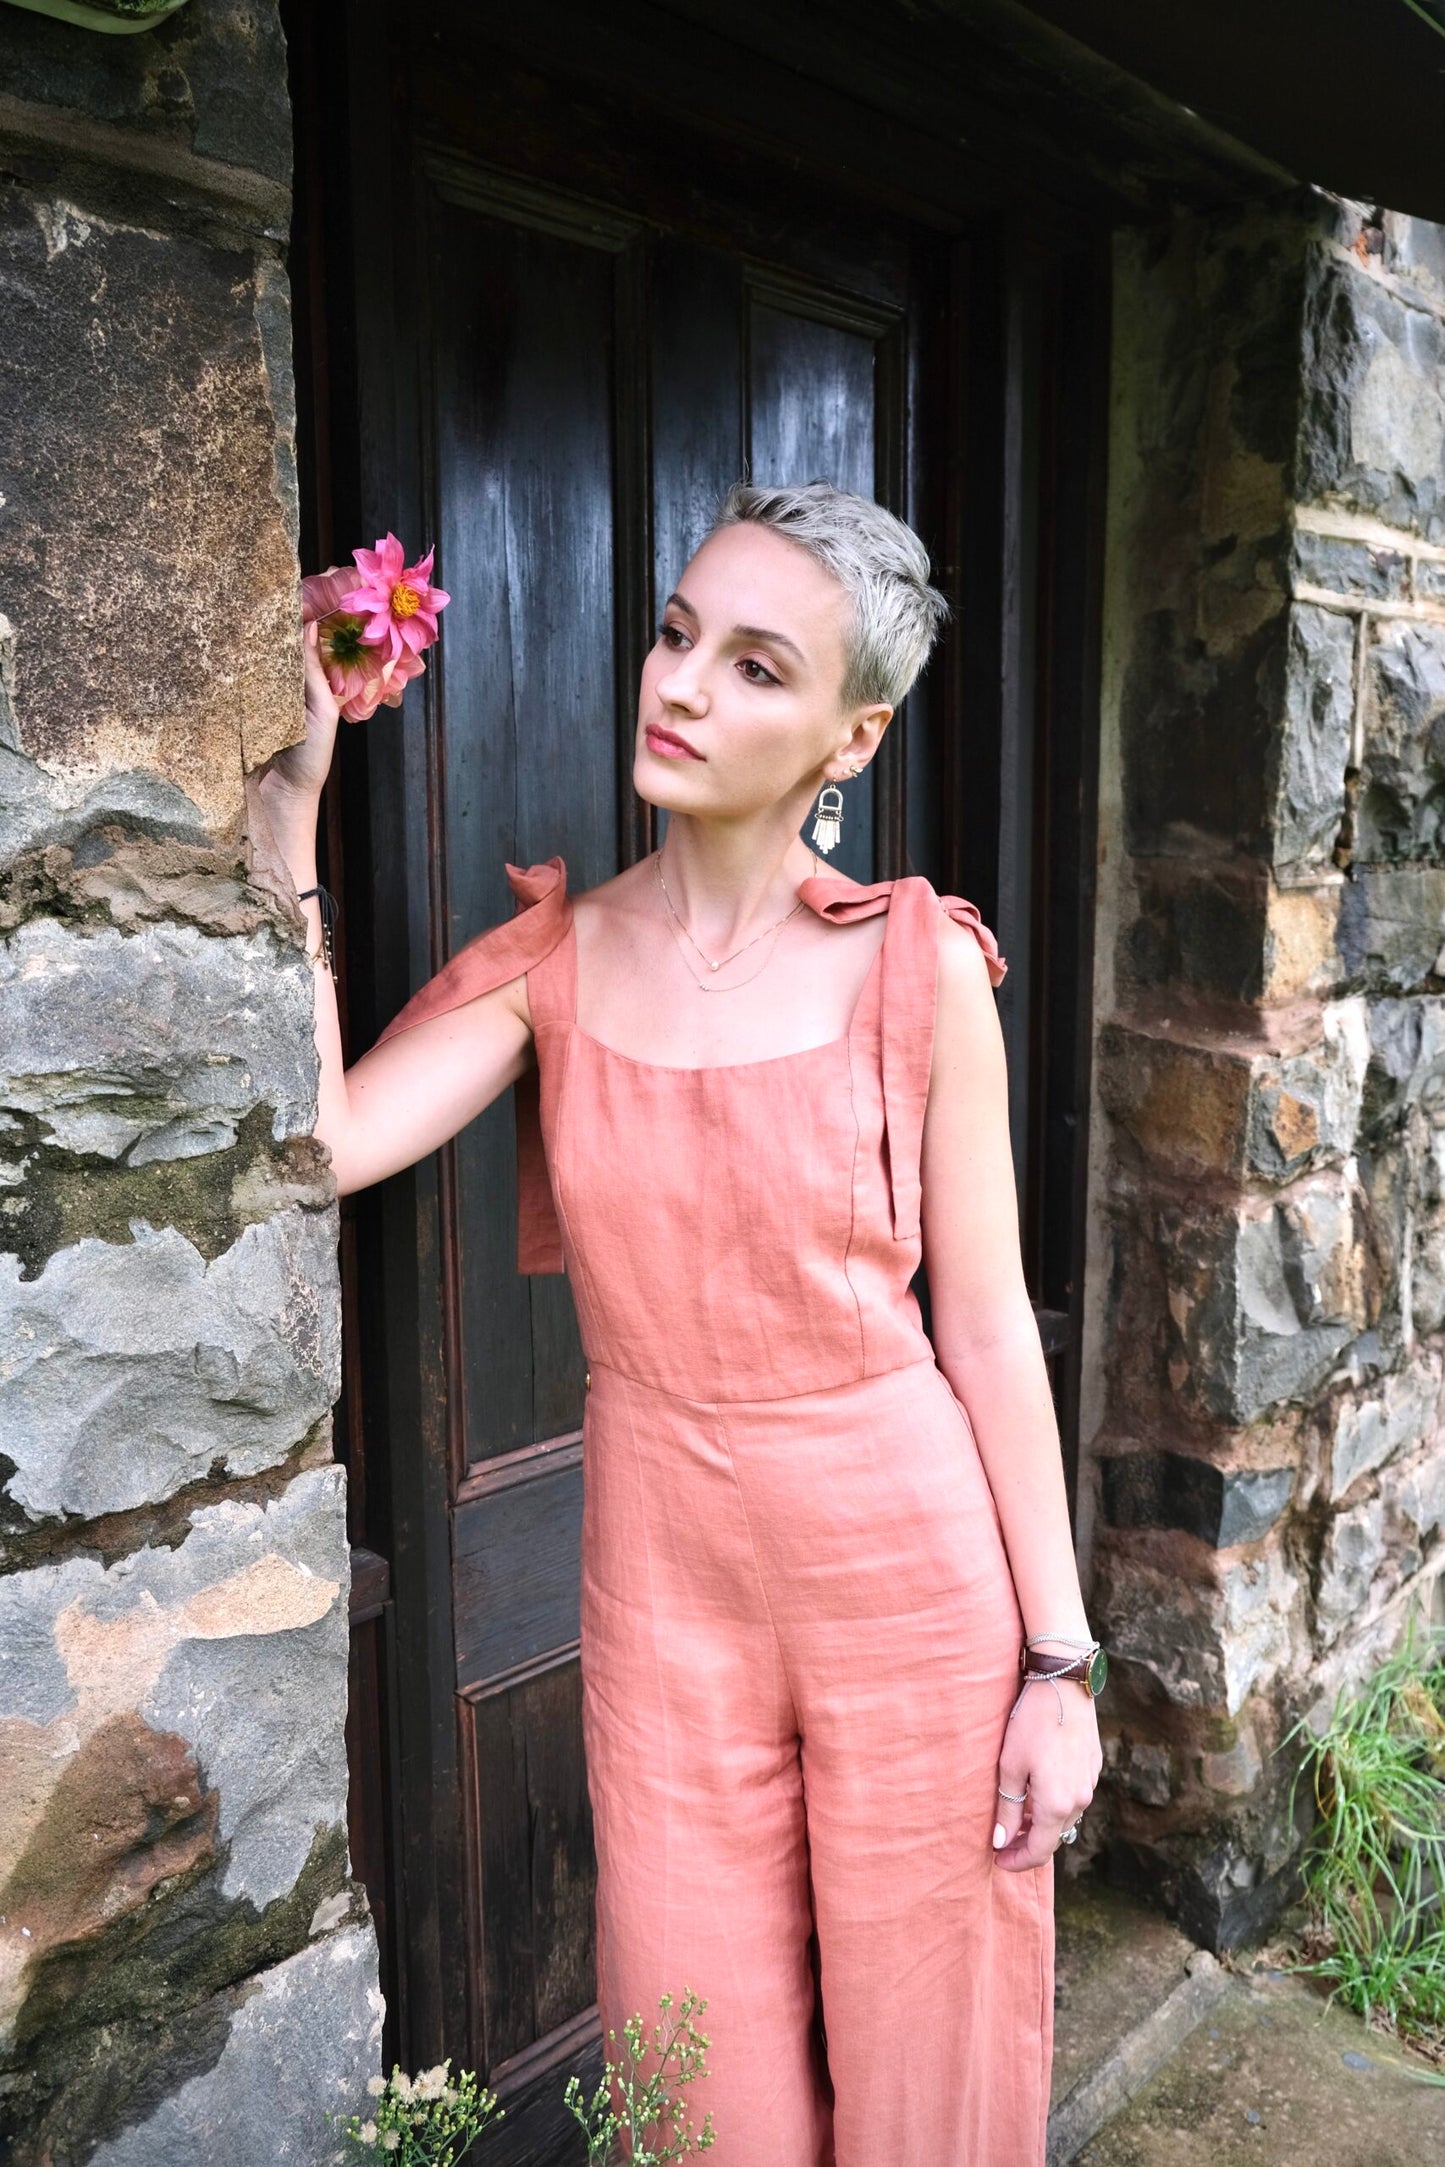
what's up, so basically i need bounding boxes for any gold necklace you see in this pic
[653,845,818,993]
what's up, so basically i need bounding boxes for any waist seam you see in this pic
[584,1349,940,1409]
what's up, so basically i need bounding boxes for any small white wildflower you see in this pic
[366,2075,386,2097]
[392,2073,414,2102]
[357,2121,377,2146]
[380,2133,400,2154]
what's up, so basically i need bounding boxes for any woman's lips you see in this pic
[645,724,704,760]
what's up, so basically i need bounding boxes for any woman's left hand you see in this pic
[991,1677,1103,1871]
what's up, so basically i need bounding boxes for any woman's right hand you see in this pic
[259,620,343,814]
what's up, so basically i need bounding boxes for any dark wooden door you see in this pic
[414,139,936,2164]
[288,4,1108,2156]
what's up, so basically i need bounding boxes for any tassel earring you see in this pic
[810,763,860,856]
[811,785,845,855]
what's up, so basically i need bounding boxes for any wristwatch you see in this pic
[1021,1642,1109,1699]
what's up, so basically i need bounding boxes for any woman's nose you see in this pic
[656,667,708,716]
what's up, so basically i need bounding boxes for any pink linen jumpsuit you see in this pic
[377,857,1055,2166]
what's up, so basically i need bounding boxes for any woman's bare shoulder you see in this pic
[570,856,655,928]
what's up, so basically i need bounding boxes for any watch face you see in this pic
[1087,1645,1109,1697]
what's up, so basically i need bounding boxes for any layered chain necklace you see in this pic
[653,842,819,993]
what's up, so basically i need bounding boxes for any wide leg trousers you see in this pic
[579,1355,1054,2167]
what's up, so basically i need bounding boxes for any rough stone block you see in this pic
[0,1465,352,2056]
[1358,1136,1409,1342]
[1269,603,1356,873]
[1106,1829,1305,1954]
[1413,1131,1445,1335]
[1383,210,1445,314]
[85,1926,382,2167]
[0,741,214,869]
[1234,1178,1370,1404]
[1155,1177,1372,1425]
[1121,615,1282,861]
[1288,525,1409,601]
[0,1208,341,1522]
[1360,994,1445,1138]
[1122,1740,1174,1807]
[0,916,317,1164]
[1299,250,1445,540]
[1246,998,1369,1178]
[0,179,302,839]
[0,0,292,198]
[1395,1449,1445,1538]
[1315,1493,1388,1642]
[1093,1543,1300,1716]
[1099,1024,1250,1179]
[1200,1723,1263,1796]
[1263,880,1342,1001]
[1099,1451,1295,1548]
[1337,864,1445,989]
[1128,865,1266,1002]
[1356,619,1445,862]
[1330,1354,1445,1497]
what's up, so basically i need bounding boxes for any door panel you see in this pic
[748,301,876,491]
[425,160,637,1469]
[467,1660,596,2074]
[417,143,933,2119]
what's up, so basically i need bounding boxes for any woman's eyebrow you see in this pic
[733,623,806,664]
[664,590,806,666]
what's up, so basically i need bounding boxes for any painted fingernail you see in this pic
[992,1822,1007,1849]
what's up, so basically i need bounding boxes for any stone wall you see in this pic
[1079,185,1445,1949]
[0,3,378,2158]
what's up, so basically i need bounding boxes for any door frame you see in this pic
[283,0,1109,2085]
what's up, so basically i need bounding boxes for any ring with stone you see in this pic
[1059,1821,1081,1845]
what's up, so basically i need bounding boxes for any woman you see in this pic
[258,481,1102,2166]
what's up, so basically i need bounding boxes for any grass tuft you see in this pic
[1281,1616,1445,2062]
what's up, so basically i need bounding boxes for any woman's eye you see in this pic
[738,657,779,686]
[658,622,688,649]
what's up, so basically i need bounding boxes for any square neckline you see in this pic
[565,913,887,1075]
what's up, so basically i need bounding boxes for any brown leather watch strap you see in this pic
[1021,1650,1089,1680]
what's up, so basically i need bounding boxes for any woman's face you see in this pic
[632,522,889,821]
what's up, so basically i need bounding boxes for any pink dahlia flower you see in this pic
[301,566,429,723]
[339,533,450,664]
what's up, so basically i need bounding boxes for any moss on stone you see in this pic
[4,1822,356,2158]
[0,1101,332,1281]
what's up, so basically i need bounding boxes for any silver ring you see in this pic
[1059,1822,1081,1846]
[997,1786,1028,1804]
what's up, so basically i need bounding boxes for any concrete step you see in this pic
[1048,1871,1445,2166]
[1048,1871,1232,2166]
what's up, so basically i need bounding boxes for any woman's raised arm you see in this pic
[254,622,535,1198]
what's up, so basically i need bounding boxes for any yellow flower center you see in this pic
[391,582,422,620]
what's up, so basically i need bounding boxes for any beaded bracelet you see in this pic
[1007,1675,1068,1725]
[298,883,338,979]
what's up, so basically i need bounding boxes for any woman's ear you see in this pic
[835,702,893,777]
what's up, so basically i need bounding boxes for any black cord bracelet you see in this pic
[298,883,338,978]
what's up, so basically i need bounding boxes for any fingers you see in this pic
[992,1791,1089,1873]
[992,1761,1029,1856]
[301,620,341,733]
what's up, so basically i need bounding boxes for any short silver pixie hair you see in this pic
[706,479,950,710]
